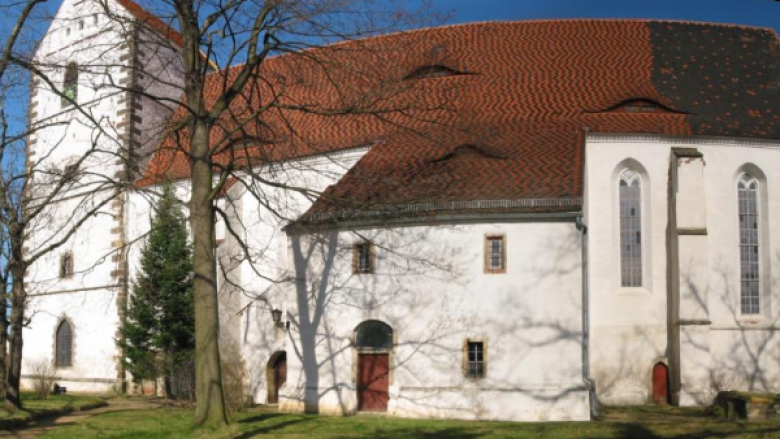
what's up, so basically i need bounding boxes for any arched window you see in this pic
[55,320,73,368]
[62,62,78,107]
[619,169,642,287]
[738,173,761,314]
[354,320,393,349]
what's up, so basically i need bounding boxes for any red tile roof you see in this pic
[136,20,780,221]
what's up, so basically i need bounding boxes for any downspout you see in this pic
[575,215,598,419]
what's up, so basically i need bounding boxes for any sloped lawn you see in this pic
[0,392,107,429]
[37,405,780,439]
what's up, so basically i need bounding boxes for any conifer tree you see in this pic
[119,183,194,395]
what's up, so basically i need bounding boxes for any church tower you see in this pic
[22,0,184,392]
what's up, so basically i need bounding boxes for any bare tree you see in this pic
[0,0,128,409]
[6,0,444,427]
[102,0,442,427]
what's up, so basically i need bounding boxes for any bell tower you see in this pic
[22,0,184,393]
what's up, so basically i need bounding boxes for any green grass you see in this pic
[37,405,780,439]
[0,392,106,422]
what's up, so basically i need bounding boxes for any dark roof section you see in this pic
[649,21,780,139]
[403,64,467,80]
[135,20,780,224]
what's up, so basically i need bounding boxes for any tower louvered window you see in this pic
[62,62,78,107]
[738,174,760,314]
[55,320,73,368]
[619,170,642,287]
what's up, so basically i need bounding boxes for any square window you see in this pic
[353,243,374,274]
[484,235,505,273]
[464,340,486,379]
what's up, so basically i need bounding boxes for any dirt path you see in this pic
[0,399,158,439]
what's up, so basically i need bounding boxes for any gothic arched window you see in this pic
[55,320,74,368]
[62,62,78,107]
[619,169,642,287]
[738,173,761,314]
[354,320,393,349]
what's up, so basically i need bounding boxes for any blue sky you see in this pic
[438,0,780,32]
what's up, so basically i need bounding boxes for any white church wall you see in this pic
[22,0,167,393]
[24,290,122,393]
[278,221,589,421]
[586,135,780,406]
[134,26,187,163]
[233,147,371,405]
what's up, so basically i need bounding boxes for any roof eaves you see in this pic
[285,209,582,235]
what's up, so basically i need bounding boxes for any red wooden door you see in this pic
[358,354,389,412]
[652,362,669,405]
[270,354,287,404]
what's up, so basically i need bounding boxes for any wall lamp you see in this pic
[271,308,284,328]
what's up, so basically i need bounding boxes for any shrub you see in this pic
[29,358,58,400]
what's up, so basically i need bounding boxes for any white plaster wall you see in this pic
[585,135,780,405]
[135,27,186,164]
[276,222,588,421]
[232,148,370,404]
[32,0,131,123]
[23,288,122,393]
[22,0,152,393]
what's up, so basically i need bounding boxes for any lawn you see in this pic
[37,405,780,439]
[0,392,106,424]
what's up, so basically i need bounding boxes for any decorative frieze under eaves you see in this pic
[587,133,780,150]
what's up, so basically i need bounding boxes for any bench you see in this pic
[53,384,67,395]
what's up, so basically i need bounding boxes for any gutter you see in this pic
[286,211,581,234]
[575,215,598,419]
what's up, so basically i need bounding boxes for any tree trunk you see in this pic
[189,122,228,427]
[0,295,8,402]
[7,268,26,410]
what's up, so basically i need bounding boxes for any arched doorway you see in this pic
[267,351,287,405]
[652,362,669,405]
[354,320,393,412]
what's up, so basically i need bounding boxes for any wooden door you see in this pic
[652,362,669,405]
[357,354,389,412]
[269,353,287,404]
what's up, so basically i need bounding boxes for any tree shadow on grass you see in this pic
[589,421,780,439]
[232,415,311,438]
[237,412,290,424]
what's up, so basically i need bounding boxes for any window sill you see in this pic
[735,315,768,326]
[615,287,652,296]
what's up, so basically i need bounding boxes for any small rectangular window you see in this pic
[464,340,486,379]
[484,235,506,273]
[353,243,374,274]
[60,253,74,279]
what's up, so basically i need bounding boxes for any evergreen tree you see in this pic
[119,184,194,395]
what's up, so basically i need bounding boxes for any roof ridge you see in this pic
[204,18,777,74]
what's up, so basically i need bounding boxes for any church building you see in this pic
[21,0,780,422]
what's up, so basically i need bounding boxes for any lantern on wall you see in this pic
[271,308,284,328]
